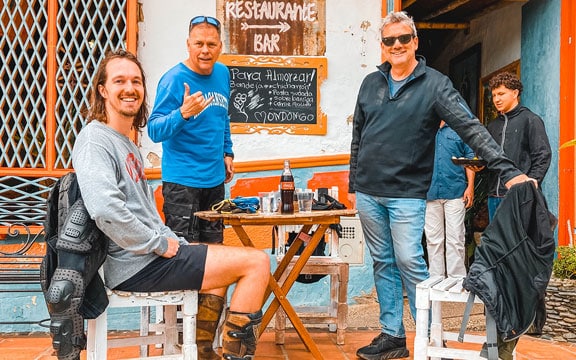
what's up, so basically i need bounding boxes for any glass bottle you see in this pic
[280,160,295,214]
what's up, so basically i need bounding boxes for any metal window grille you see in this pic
[0,0,134,224]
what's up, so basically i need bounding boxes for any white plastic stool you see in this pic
[415,276,492,360]
[86,289,198,360]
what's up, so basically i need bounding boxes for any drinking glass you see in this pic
[296,191,314,213]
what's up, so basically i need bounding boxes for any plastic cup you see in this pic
[296,191,314,213]
[258,192,273,214]
[272,191,281,212]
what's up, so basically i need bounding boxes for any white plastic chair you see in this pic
[86,288,198,360]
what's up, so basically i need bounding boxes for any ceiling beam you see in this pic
[402,0,417,9]
[422,0,472,21]
[415,22,470,30]
[472,0,527,20]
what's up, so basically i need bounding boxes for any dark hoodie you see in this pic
[349,56,521,199]
[486,104,551,197]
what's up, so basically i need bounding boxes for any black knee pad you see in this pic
[45,279,74,314]
[46,268,84,311]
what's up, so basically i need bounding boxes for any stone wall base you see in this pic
[544,277,576,343]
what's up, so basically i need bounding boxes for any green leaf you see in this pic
[553,246,576,279]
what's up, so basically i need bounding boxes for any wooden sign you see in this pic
[220,54,327,135]
[217,0,326,56]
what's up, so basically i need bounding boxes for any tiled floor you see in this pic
[2,328,576,360]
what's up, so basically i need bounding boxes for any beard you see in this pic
[119,107,140,117]
[115,95,142,118]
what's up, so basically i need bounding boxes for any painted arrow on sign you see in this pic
[240,22,291,33]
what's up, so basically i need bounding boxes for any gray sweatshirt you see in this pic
[72,121,187,289]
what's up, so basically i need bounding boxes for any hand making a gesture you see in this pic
[180,82,214,119]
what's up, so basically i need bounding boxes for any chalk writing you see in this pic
[228,65,317,125]
[219,54,327,134]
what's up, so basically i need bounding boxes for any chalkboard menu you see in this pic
[220,55,327,135]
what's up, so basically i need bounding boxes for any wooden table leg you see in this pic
[261,225,327,326]
[263,226,330,360]
[264,275,324,359]
[231,223,327,359]
[231,224,313,302]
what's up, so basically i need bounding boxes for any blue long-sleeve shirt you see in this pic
[148,62,233,188]
[427,124,475,200]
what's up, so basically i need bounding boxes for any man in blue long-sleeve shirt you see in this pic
[147,16,234,360]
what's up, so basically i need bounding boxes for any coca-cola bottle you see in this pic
[280,160,295,214]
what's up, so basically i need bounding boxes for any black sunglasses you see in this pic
[190,16,221,29]
[381,34,414,47]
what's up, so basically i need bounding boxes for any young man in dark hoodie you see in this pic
[486,71,552,220]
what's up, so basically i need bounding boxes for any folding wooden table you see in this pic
[194,209,357,360]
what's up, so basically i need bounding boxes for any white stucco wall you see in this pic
[137,0,383,164]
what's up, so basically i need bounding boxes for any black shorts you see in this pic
[162,181,224,244]
[114,244,208,292]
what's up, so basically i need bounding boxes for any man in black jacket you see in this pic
[349,11,535,360]
[486,72,552,220]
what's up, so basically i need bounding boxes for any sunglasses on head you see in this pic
[190,16,221,29]
[381,34,414,47]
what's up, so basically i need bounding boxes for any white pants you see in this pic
[424,198,467,278]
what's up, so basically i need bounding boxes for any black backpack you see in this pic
[41,172,109,318]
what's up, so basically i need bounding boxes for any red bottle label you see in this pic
[280,181,295,190]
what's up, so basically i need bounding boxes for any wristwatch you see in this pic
[224,152,234,159]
